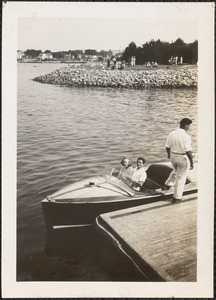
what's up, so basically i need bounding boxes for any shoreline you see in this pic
[18,60,88,64]
[33,63,198,89]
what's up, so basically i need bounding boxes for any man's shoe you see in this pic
[162,184,171,191]
[172,197,181,204]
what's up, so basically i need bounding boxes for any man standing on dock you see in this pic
[163,118,194,203]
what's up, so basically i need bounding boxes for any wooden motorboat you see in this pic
[41,158,198,230]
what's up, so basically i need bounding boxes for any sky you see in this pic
[17,7,198,52]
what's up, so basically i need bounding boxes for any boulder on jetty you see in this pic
[33,65,197,89]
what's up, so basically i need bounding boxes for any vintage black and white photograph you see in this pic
[2,2,214,298]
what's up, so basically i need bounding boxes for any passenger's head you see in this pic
[137,157,145,169]
[180,118,192,131]
[121,157,131,168]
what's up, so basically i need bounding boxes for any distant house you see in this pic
[17,50,25,60]
[77,54,82,60]
[41,52,53,60]
[92,55,98,61]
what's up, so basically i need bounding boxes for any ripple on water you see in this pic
[17,63,198,280]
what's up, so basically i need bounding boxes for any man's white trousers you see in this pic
[165,153,189,199]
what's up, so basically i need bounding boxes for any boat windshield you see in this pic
[101,165,119,181]
[101,165,135,196]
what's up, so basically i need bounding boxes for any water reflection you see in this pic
[44,226,144,281]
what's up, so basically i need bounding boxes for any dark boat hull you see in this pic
[42,160,198,230]
[42,188,197,230]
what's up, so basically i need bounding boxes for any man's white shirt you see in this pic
[165,128,192,153]
[131,167,147,183]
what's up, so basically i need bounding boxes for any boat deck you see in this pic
[96,193,197,281]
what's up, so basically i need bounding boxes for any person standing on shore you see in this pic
[163,118,194,203]
[107,57,110,68]
[112,57,116,67]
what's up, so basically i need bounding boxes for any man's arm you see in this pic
[125,171,146,188]
[166,147,171,159]
[186,151,193,169]
[125,177,143,187]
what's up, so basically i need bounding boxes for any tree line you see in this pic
[21,38,198,64]
[22,49,113,60]
[122,39,198,65]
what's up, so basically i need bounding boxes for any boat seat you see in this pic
[141,178,162,190]
[146,164,173,187]
[146,163,190,188]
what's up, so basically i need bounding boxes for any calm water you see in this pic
[17,63,198,281]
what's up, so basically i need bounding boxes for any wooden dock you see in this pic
[96,193,197,281]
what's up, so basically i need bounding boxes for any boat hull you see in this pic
[42,187,197,230]
[41,160,198,230]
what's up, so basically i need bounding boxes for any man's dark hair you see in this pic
[180,118,192,128]
[137,157,145,164]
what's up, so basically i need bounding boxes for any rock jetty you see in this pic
[33,65,197,89]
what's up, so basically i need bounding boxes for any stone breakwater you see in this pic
[33,66,198,89]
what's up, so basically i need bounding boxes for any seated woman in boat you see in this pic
[117,157,134,183]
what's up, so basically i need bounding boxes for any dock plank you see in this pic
[97,194,197,281]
